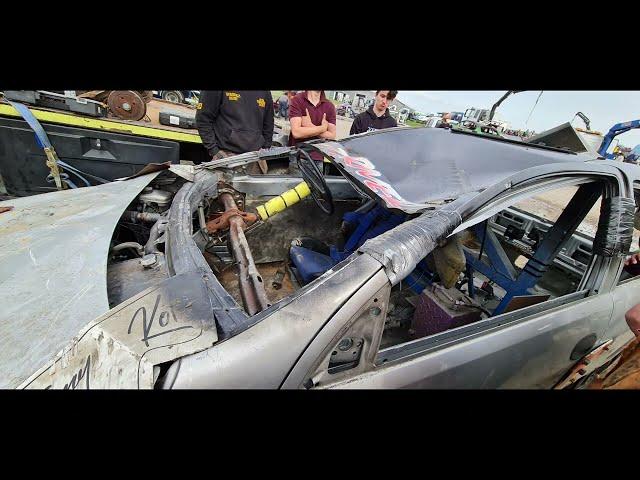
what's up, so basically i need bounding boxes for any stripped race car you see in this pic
[2,127,640,389]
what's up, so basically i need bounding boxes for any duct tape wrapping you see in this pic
[358,209,462,285]
[593,196,635,257]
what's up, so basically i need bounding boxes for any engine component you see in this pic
[107,90,147,121]
[138,188,173,211]
[125,210,162,224]
[206,208,258,235]
[411,284,482,338]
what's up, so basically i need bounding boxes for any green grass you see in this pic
[404,119,424,128]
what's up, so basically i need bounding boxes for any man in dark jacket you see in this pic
[349,90,398,135]
[195,91,274,161]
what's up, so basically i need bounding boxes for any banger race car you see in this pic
[2,127,640,389]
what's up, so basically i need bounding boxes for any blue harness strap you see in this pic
[4,98,65,189]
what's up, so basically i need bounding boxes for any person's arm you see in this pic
[290,107,327,139]
[319,122,336,139]
[262,91,274,148]
[319,104,337,139]
[626,302,640,338]
[195,91,223,157]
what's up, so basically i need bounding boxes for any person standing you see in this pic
[437,112,452,129]
[349,90,398,135]
[288,90,336,154]
[195,90,274,161]
[278,92,290,120]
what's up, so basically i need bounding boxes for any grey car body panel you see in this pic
[166,254,383,389]
[0,173,159,388]
[321,292,614,389]
[21,272,220,390]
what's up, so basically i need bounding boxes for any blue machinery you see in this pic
[290,183,601,317]
[598,120,640,159]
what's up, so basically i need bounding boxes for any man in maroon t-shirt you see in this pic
[288,91,336,160]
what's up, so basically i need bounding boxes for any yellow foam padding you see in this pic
[256,181,311,220]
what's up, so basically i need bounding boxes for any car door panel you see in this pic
[320,288,614,389]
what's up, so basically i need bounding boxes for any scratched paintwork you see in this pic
[0,173,160,389]
[20,273,219,389]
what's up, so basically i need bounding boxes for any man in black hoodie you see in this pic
[195,91,274,160]
[349,90,398,135]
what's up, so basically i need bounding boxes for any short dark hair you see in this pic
[376,90,398,101]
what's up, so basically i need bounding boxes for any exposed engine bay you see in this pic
[106,143,597,352]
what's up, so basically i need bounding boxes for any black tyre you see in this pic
[162,90,184,104]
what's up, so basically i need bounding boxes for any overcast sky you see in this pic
[397,91,640,150]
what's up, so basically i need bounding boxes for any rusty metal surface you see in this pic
[218,262,297,307]
[206,208,257,235]
[554,339,614,389]
[107,90,147,121]
[219,193,269,315]
[0,172,160,388]
[586,339,640,389]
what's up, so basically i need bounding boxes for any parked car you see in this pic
[4,127,640,389]
[153,90,200,106]
[336,103,357,118]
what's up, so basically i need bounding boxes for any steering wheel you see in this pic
[297,148,334,215]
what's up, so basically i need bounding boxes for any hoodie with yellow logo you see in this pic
[195,91,274,157]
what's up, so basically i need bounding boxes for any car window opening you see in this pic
[377,180,606,351]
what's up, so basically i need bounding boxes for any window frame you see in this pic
[374,172,624,366]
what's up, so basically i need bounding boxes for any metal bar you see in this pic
[466,264,475,299]
[220,193,269,315]
[493,182,602,314]
[473,222,517,281]
[126,211,162,223]
[464,250,518,292]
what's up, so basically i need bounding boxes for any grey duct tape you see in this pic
[593,196,635,257]
[358,209,462,285]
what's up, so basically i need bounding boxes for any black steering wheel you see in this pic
[297,148,334,215]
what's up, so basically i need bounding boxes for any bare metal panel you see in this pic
[0,173,158,388]
[21,273,219,389]
[527,122,605,156]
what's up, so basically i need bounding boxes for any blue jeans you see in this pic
[279,102,288,119]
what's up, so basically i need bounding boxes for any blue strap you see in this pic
[4,99,54,149]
